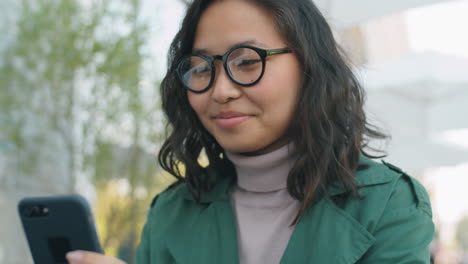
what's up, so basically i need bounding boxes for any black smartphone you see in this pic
[18,194,103,264]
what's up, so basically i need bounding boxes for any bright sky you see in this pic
[144,0,186,77]
[405,0,468,58]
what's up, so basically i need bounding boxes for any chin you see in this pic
[220,142,280,156]
[219,137,289,156]
[219,142,262,155]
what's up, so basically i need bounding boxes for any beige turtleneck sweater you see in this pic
[226,144,301,264]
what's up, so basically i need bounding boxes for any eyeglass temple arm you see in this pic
[266,48,291,56]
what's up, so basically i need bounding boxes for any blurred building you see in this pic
[315,1,468,263]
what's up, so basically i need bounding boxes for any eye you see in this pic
[228,47,262,70]
[193,66,211,74]
[191,66,211,81]
[235,59,261,67]
[231,58,262,73]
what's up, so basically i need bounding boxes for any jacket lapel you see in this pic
[280,157,394,264]
[172,199,239,264]
[280,198,376,264]
[170,171,239,264]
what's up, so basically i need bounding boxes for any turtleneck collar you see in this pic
[225,143,297,192]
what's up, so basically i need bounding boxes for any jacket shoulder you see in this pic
[149,180,190,209]
[351,160,435,263]
[380,161,432,217]
[342,159,433,232]
[367,159,431,215]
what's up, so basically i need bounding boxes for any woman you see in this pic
[67,0,435,263]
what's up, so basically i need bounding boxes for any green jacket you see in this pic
[135,158,434,263]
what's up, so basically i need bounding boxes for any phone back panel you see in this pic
[18,195,102,264]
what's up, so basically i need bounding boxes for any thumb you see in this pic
[66,250,127,264]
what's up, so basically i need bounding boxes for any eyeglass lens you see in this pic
[179,47,263,92]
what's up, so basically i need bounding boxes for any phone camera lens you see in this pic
[32,206,41,216]
[22,205,44,217]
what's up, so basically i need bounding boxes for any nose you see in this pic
[211,61,242,104]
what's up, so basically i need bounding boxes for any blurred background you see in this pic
[0,0,467,263]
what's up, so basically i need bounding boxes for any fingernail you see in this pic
[66,251,84,262]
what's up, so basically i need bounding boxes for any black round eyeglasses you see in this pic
[176,45,291,93]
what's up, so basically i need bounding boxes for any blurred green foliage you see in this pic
[0,0,169,262]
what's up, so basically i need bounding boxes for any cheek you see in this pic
[254,63,301,131]
[187,93,213,130]
[258,67,301,111]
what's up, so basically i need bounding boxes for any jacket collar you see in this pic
[327,155,394,196]
[173,156,386,263]
[181,156,393,202]
[180,165,235,203]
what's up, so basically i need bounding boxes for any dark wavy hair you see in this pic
[158,0,387,223]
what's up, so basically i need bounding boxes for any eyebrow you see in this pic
[192,40,266,55]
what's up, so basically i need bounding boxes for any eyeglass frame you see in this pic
[176,45,292,94]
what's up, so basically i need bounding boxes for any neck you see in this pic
[225,143,297,192]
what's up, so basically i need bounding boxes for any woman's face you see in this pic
[188,0,302,155]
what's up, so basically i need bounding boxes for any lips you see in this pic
[213,111,253,128]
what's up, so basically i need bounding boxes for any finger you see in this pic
[66,250,126,264]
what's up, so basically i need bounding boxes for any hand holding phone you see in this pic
[66,250,127,264]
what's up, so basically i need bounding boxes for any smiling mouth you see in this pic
[214,116,252,128]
